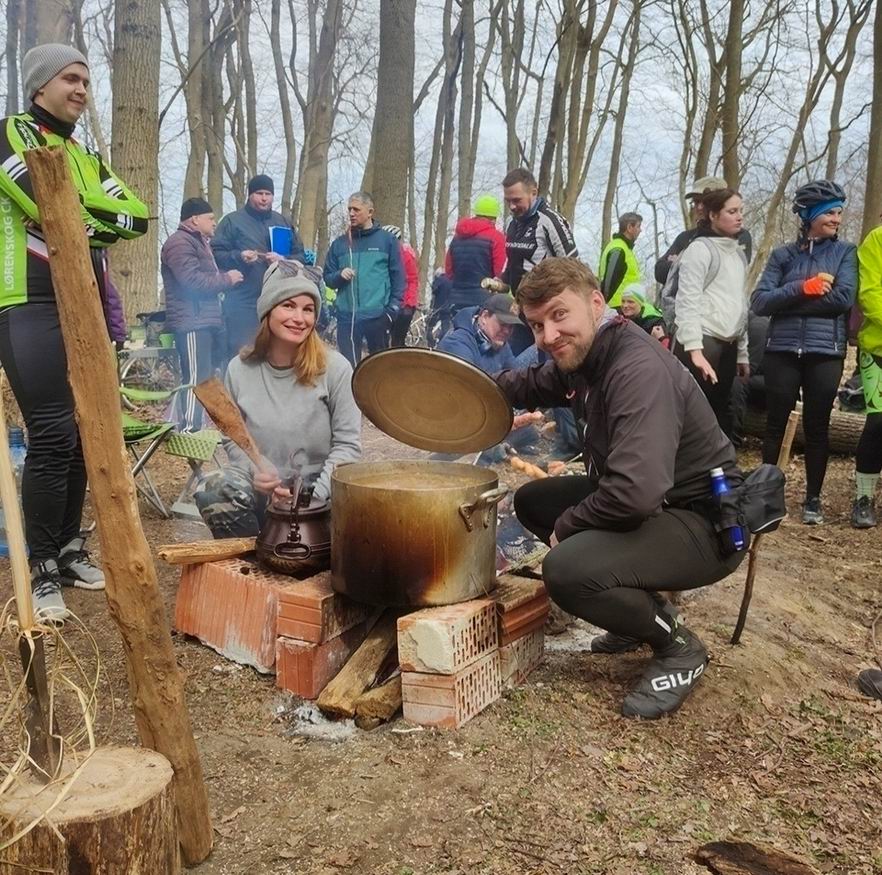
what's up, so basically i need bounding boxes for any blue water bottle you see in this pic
[0,427,27,558]
[710,466,745,552]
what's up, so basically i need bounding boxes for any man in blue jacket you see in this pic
[323,191,405,366]
[438,294,541,459]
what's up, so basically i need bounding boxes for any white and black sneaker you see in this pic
[621,623,709,720]
[58,536,105,591]
[31,559,70,623]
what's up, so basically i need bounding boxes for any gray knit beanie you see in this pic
[23,44,89,102]
[257,261,323,321]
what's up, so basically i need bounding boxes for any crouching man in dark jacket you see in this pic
[496,258,748,719]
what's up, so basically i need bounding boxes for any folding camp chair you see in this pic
[122,412,174,518]
[163,429,222,520]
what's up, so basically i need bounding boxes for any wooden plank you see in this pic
[354,676,402,725]
[695,841,821,874]
[316,611,398,718]
[157,537,256,565]
[24,146,211,865]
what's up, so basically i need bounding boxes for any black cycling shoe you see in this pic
[590,631,643,654]
[857,669,882,701]
[621,626,709,719]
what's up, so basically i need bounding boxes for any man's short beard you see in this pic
[555,339,592,372]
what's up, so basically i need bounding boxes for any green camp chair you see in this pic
[164,429,222,520]
[121,411,175,518]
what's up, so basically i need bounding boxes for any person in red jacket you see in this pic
[383,225,420,347]
[445,195,507,314]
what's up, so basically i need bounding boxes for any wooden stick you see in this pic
[0,379,61,780]
[354,675,402,727]
[24,146,212,865]
[317,611,399,718]
[157,537,256,565]
[193,377,263,469]
[731,403,802,646]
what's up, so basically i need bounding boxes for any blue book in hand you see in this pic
[269,226,293,258]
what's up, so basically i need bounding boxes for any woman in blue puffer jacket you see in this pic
[751,180,858,524]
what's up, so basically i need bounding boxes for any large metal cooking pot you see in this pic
[331,460,507,607]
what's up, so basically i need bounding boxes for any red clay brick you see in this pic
[402,651,501,729]
[276,623,368,699]
[499,598,549,645]
[397,599,497,674]
[492,575,547,613]
[499,627,544,688]
[174,559,299,673]
[276,572,375,643]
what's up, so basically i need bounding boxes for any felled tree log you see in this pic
[695,840,821,875]
[0,746,179,874]
[744,407,865,456]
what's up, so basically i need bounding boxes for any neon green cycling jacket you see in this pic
[858,226,882,357]
[0,109,148,308]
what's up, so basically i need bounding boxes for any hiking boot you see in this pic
[31,559,69,623]
[857,668,882,701]
[58,536,105,590]
[621,625,709,720]
[851,496,877,529]
[801,496,824,525]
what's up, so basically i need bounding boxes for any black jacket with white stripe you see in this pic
[501,197,578,292]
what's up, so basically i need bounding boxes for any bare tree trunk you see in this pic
[720,0,744,187]
[206,2,234,210]
[270,0,297,217]
[456,0,475,218]
[235,0,257,177]
[498,0,526,169]
[5,0,22,115]
[71,0,108,156]
[364,0,415,227]
[111,0,161,321]
[183,0,209,198]
[692,0,725,181]
[296,0,343,248]
[23,0,73,51]
[865,0,882,239]
[601,1,642,245]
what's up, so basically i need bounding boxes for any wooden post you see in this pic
[0,377,61,781]
[731,403,802,646]
[23,146,212,866]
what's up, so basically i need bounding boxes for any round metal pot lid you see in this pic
[351,347,513,453]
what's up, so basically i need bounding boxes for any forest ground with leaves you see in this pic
[2,428,881,875]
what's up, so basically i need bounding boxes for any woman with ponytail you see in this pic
[751,180,858,524]
[195,260,361,538]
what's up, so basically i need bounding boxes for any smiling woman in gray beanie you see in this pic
[194,260,361,539]
[0,44,149,622]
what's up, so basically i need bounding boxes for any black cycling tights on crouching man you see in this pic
[514,476,746,646]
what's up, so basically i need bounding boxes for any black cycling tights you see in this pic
[856,414,882,475]
[761,351,843,498]
[514,477,745,647]
[0,304,87,562]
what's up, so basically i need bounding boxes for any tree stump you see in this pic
[0,746,180,874]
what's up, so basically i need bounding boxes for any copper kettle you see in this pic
[255,474,331,577]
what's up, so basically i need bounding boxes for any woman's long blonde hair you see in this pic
[242,314,327,387]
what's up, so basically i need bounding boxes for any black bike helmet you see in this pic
[791,180,846,214]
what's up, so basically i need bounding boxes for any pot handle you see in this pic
[459,486,509,532]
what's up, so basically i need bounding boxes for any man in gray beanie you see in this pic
[212,175,306,361]
[0,44,148,622]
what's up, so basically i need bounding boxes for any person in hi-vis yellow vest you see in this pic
[599,212,643,307]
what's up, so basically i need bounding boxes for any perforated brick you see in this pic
[499,627,544,688]
[397,599,497,674]
[277,572,375,643]
[499,597,549,646]
[493,575,547,613]
[276,623,368,699]
[402,651,501,729]
[174,559,301,673]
